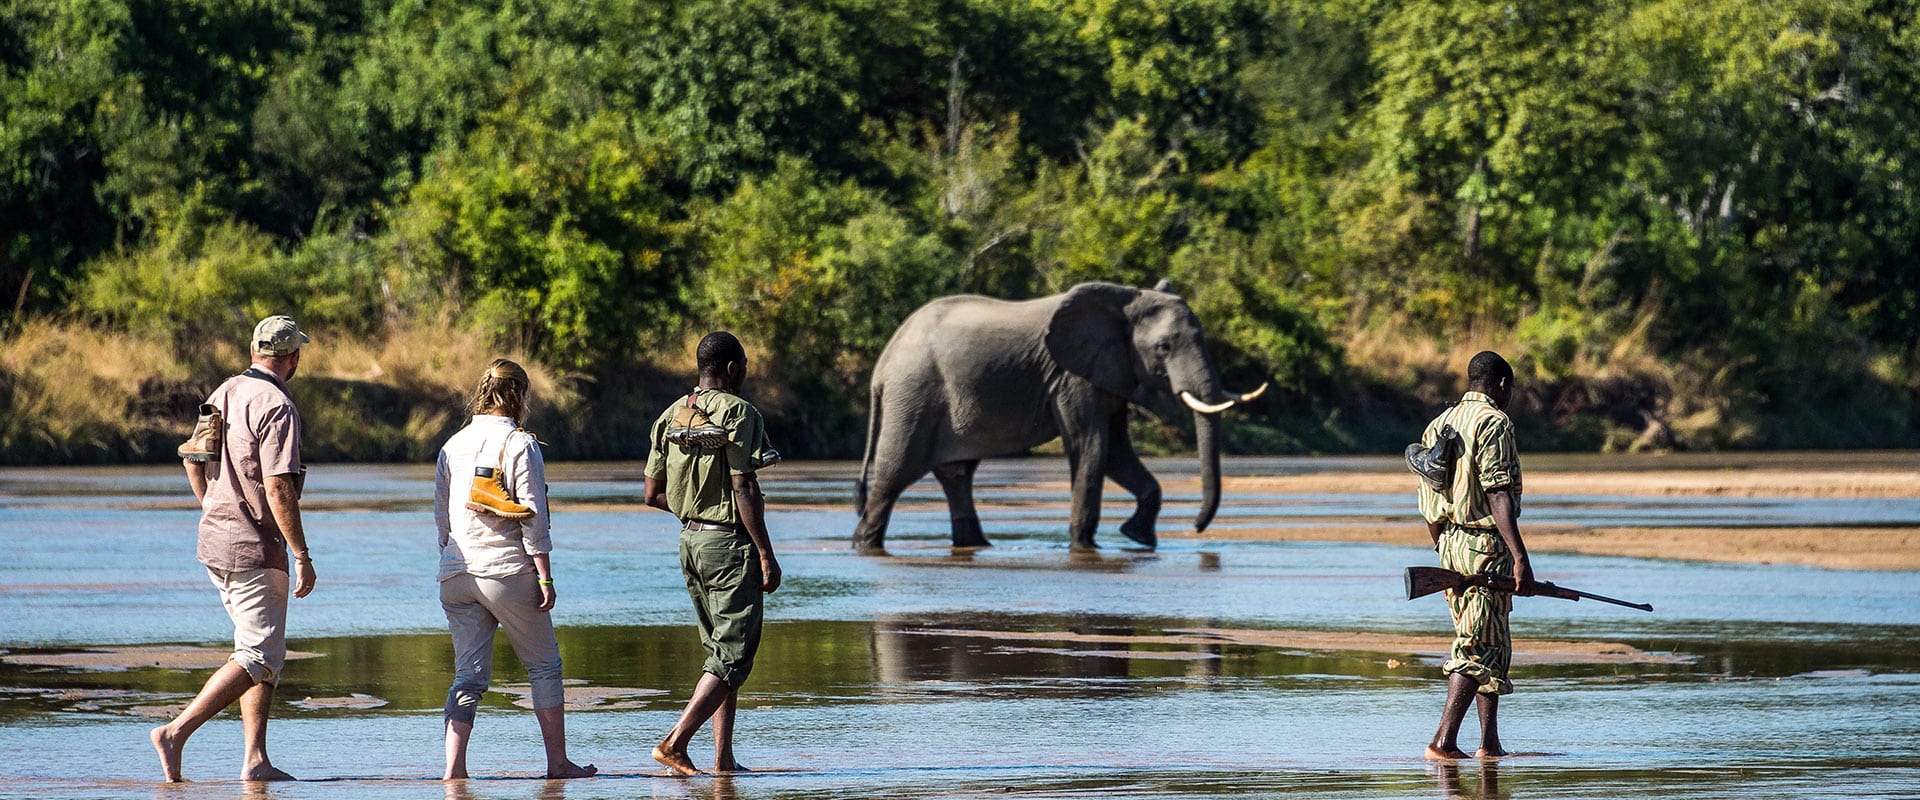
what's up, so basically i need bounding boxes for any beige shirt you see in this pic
[435,415,551,581]
[197,367,302,572]
[1416,392,1522,529]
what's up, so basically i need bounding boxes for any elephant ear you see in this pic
[1044,283,1141,397]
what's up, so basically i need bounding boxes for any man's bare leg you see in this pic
[443,719,473,780]
[1424,673,1477,760]
[534,706,597,778]
[711,687,748,772]
[150,660,256,782]
[652,673,731,776]
[1473,692,1506,758]
[239,680,295,781]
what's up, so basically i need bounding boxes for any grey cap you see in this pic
[251,315,309,356]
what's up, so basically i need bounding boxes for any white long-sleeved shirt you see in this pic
[434,415,551,581]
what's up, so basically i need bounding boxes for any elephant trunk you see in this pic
[1194,409,1221,532]
[1170,355,1258,533]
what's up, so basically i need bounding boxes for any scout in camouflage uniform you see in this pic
[643,332,783,776]
[1416,351,1535,761]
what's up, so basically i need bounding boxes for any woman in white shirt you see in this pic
[434,359,594,780]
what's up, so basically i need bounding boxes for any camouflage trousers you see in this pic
[1438,525,1514,695]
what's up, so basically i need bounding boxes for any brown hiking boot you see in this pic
[465,467,535,519]
[177,404,223,462]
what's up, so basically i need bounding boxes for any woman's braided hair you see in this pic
[469,358,531,422]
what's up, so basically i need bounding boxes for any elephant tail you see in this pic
[856,382,881,515]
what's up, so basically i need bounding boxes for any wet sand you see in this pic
[1035,468,1920,570]
[0,646,322,671]
[1221,467,1920,499]
[1164,521,1920,571]
[903,627,1690,665]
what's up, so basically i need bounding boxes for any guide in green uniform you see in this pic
[642,331,782,776]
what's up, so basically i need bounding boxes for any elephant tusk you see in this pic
[1237,383,1269,403]
[1180,391,1236,414]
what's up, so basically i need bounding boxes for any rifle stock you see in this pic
[1403,566,1653,612]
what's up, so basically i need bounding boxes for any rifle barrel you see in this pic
[1565,588,1654,612]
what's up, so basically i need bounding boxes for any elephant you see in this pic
[853,280,1267,552]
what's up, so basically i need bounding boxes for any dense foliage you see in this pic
[4,0,1916,459]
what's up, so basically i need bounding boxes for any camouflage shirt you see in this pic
[1416,392,1522,529]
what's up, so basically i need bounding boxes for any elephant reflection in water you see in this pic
[854,281,1266,551]
[868,614,1222,688]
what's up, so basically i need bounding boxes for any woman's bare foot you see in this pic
[1475,747,1508,759]
[241,760,296,781]
[442,767,468,780]
[546,760,597,779]
[150,725,184,782]
[651,745,701,776]
[1425,744,1470,760]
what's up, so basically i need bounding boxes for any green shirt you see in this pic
[645,388,771,525]
[1416,392,1522,529]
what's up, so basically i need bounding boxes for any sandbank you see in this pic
[0,645,322,671]
[903,627,1688,665]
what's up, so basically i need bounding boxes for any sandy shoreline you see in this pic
[1158,522,1920,571]
[904,626,1690,665]
[1046,468,1920,571]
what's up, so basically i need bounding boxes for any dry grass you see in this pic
[0,320,191,458]
[300,319,573,414]
[0,317,580,463]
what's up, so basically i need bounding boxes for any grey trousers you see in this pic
[440,570,563,723]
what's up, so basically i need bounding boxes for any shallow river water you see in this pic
[2,455,1918,799]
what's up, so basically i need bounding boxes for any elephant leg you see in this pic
[1058,416,1110,551]
[854,416,936,553]
[854,467,919,553]
[932,460,990,548]
[1104,413,1161,549]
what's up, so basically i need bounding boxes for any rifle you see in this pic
[1404,566,1653,612]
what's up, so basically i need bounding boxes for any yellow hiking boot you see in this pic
[465,467,535,519]
[177,404,223,462]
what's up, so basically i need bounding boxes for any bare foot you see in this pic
[150,725,184,782]
[241,761,297,781]
[1476,747,1508,759]
[546,760,597,779]
[1425,744,1470,760]
[651,746,702,777]
[715,760,751,774]
[443,768,468,780]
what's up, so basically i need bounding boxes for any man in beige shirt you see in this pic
[150,315,317,782]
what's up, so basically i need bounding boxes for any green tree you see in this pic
[388,112,686,368]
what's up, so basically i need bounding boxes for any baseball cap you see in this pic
[251,315,310,356]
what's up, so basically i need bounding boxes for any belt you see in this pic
[682,519,740,533]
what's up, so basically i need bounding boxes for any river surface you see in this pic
[2,455,1918,799]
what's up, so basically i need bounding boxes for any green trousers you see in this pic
[679,527,764,689]
[1438,525,1514,695]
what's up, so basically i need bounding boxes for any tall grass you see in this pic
[0,318,571,465]
[0,321,194,462]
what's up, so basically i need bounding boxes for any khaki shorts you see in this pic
[679,527,763,689]
[206,566,289,685]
